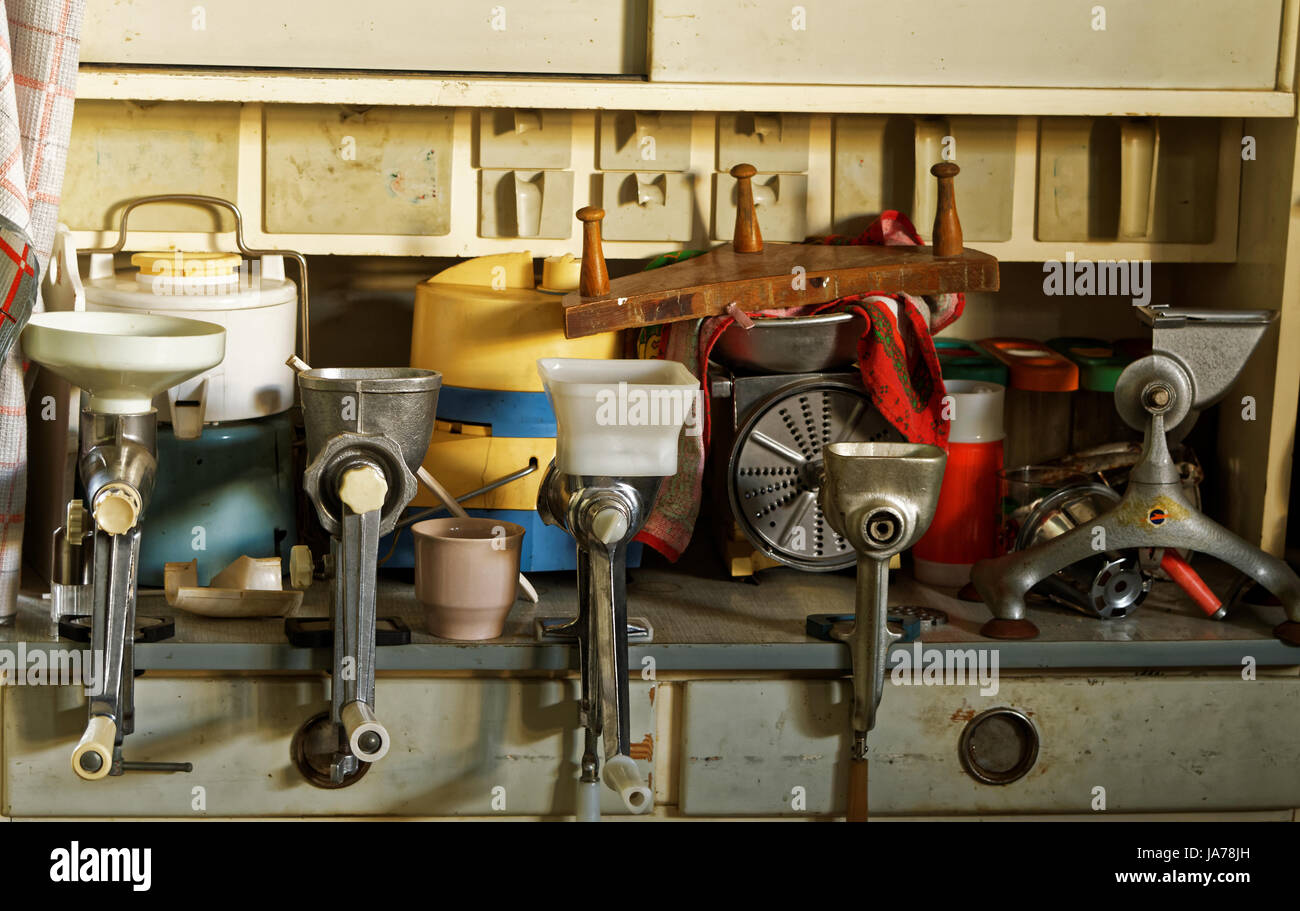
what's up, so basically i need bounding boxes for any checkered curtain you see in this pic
[0,0,85,621]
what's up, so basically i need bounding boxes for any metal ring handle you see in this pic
[82,194,310,362]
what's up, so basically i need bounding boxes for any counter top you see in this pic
[3,554,1297,673]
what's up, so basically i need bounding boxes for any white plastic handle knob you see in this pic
[603,754,652,814]
[72,716,116,781]
[92,484,141,536]
[341,700,390,763]
[591,507,629,546]
[576,779,601,822]
[338,465,388,515]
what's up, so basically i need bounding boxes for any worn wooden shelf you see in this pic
[562,242,999,337]
[75,67,1297,118]
[563,161,998,337]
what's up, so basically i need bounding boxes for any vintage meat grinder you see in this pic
[974,306,1300,644]
[536,356,698,819]
[22,311,227,780]
[820,442,946,821]
[294,366,441,785]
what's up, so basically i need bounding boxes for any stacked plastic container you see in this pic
[394,252,636,571]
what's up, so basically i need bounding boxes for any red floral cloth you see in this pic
[634,210,961,560]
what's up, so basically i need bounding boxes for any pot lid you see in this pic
[131,251,242,278]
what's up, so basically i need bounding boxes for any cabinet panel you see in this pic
[2,678,658,817]
[62,101,241,233]
[264,105,454,236]
[679,676,1300,815]
[650,0,1283,90]
[81,0,648,75]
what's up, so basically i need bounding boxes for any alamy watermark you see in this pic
[1043,253,1151,306]
[0,644,104,691]
[594,382,703,436]
[890,643,1000,696]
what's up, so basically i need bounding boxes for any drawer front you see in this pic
[650,0,1283,89]
[679,676,1300,816]
[2,678,657,817]
[263,105,455,237]
[81,0,647,75]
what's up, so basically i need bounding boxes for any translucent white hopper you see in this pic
[538,358,700,477]
[23,311,227,415]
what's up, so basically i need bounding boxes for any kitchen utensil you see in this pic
[820,441,947,822]
[535,356,697,819]
[23,310,226,780]
[975,307,1300,644]
[712,311,866,374]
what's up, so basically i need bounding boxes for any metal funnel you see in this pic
[821,442,948,555]
[298,367,441,472]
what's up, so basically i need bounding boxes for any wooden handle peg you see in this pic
[930,161,963,258]
[730,163,764,254]
[576,206,610,297]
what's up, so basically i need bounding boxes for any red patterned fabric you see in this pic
[633,210,961,560]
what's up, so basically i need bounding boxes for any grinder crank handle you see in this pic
[839,555,898,823]
[71,716,117,781]
[587,505,652,816]
[842,555,900,738]
[342,700,390,762]
[335,492,389,763]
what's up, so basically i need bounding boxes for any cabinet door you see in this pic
[81,0,648,75]
[679,676,1300,815]
[650,1,1283,90]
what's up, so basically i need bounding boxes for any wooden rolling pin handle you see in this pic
[846,756,869,822]
[930,161,963,258]
[730,163,764,254]
[576,206,610,297]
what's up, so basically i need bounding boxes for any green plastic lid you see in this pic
[935,337,1009,385]
[1046,337,1131,392]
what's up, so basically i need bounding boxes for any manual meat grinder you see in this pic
[974,306,1300,644]
[22,311,227,780]
[293,365,441,785]
[536,356,699,819]
[821,442,946,821]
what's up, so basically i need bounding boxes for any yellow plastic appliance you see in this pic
[394,253,627,570]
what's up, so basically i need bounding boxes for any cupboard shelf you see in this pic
[76,67,1297,118]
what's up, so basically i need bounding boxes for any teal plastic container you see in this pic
[139,413,298,587]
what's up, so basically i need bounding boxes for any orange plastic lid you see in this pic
[977,338,1079,392]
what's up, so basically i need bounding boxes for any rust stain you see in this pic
[629,734,654,761]
[950,700,976,723]
[648,684,656,705]
[1116,494,1189,528]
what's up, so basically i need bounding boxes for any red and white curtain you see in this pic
[0,0,85,621]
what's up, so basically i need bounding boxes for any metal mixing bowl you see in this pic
[712,311,865,374]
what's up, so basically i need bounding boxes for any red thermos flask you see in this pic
[914,380,1005,586]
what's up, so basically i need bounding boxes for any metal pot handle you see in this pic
[82,194,311,362]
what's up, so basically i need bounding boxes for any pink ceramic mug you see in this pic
[412,517,525,641]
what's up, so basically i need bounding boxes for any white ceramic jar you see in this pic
[83,251,298,425]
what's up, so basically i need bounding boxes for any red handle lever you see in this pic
[1160,551,1224,619]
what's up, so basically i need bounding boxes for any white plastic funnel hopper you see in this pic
[538,358,699,477]
[23,311,226,415]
